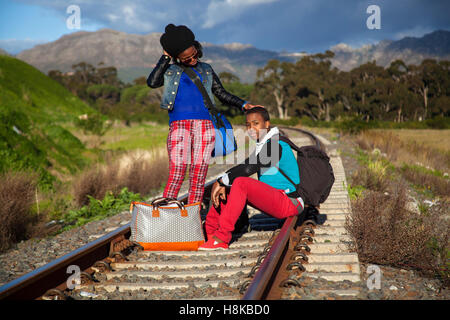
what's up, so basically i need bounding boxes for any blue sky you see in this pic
[1,0,449,55]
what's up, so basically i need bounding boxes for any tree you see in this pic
[406,59,442,120]
[387,59,408,83]
[252,59,291,119]
[96,66,120,86]
[390,82,418,122]
[218,71,240,84]
[348,61,387,121]
[428,60,450,117]
[133,76,147,86]
[290,51,342,121]
[370,77,397,120]
[71,62,96,85]
[215,77,253,118]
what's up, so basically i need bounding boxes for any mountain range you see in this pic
[330,30,450,71]
[7,29,450,84]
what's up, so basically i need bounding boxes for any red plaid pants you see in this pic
[205,177,302,244]
[163,119,216,204]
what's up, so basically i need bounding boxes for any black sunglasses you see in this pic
[179,49,198,63]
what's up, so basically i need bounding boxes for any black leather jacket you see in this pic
[147,55,246,109]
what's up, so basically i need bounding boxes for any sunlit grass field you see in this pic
[101,122,169,151]
[381,129,450,153]
[66,121,169,153]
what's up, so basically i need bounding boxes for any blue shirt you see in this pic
[259,140,300,194]
[168,68,212,124]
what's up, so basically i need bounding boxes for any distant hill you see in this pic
[15,28,300,84]
[0,55,96,185]
[330,30,450,71]
[0,48,11,56]
[11,29,450,84]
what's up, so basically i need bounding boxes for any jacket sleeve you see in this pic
[211,69,247,110]
[220,139,282,185]
[147,55,171,88]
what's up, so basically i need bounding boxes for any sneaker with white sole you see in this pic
[198,238,229,250]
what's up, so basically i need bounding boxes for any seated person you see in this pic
[199,107,304,250]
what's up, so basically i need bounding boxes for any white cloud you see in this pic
[15,0,282,35]
[330,43,354,52]
[201,0,279,29]
[120,3,154,32]
[393,25,434,40]
[17,0,164,33]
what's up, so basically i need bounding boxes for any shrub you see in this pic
[0,171,38,251]
[74,113,111,137]
[63,187,143,230]
[347,184,365,200]
[424,117,450,129]
[346,183,423,266]
[335,118,371,135]
[401,164,450,197]
[229,115,246,125]
[346,182,450,286]
[270,117,300,126]
[351,159,390,192]
[118,150,169,196]
[72,162,120,207]
[72,149,169,207]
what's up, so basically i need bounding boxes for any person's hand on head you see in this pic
[244,104,265,111]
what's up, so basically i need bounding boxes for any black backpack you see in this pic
[276,135,335,207]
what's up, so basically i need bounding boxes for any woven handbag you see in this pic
[130,197,205,251]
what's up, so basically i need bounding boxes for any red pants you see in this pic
[204,177,303,244]
[163,119,215,204]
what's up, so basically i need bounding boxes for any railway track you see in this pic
[0,126,360,301]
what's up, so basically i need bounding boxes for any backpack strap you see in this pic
[273,164,298,188]
[279,135,301,152]
[274,135,299,187]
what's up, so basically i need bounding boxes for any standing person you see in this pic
[147,23,259,204]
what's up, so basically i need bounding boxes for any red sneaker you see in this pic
[198,238,229,251]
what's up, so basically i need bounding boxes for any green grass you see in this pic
[100,123,169,151]
[61,187,144,232]
[347,183,365,200]
[400,163,449,180]
[352,142,449,199]
[0,55,93,123]
[299,116,450,133]
[0,55,97,188]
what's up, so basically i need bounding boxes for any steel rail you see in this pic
[242,215,298,300]
[0,224,130,300]
[242,126,323,300]
[0,181,213,300]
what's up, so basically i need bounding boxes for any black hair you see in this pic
[193,40,203,59]
[245,107,270,122]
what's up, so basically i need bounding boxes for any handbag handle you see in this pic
[165,199,186,210]
[151,196,175,206]
[150,197,188,217]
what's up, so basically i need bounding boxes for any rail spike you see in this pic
[42,288,67,301]
[279,278,301,288]
[286,262,306,272]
